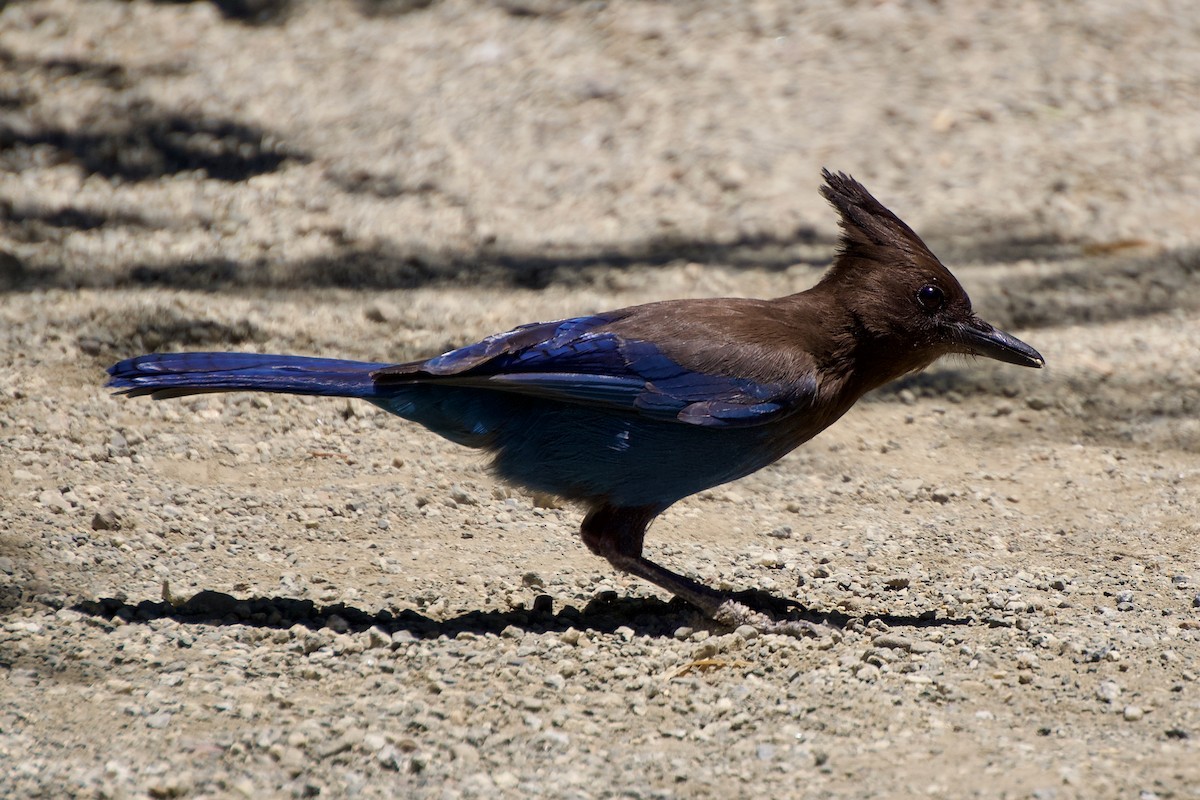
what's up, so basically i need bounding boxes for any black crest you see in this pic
[820,169,940,267]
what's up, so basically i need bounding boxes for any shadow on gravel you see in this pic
[282,229,827,290]
[144,0,570,24]
[0,46,306,183]
[9,233,1198,329]
[0,104,303,183]
[0,47,133,98]
[148,0,297,25]
[975,246,1198,331]
[0,229,829,292]
[73,589,968,640]
[1,203,152,236]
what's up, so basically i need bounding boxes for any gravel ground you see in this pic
[2,1,1199,798]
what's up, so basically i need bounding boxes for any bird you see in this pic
[107,169,1044,636]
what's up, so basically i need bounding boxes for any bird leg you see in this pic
[579,505,831,639]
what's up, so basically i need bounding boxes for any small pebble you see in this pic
[872,633,913,651]
[91,511,121,531]
[144,712,172,730]
[1096,681,1122,704]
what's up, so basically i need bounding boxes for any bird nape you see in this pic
[107,169,1044,637]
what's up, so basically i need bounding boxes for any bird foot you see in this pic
[710,598,839,640]
[602,550,842,639]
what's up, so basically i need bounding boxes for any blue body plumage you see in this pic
[108,312,815,509]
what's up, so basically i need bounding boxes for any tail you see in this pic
[107,352,392,400]
[109,351,538,452]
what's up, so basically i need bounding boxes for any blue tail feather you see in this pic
[106,352,390,399]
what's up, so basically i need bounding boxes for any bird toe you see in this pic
[710,599,838,640]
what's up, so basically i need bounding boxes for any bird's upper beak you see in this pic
[952,318,1045,368]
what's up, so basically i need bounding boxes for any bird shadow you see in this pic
[69,588,968,641]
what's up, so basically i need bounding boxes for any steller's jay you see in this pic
[108,170,1044,635]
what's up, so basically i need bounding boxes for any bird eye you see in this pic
[917,284,945,311]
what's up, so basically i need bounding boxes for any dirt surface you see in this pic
[2,1,1200,798]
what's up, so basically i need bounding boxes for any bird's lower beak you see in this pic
[952,318,1045,368]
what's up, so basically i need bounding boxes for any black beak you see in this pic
[952,318,1044,368]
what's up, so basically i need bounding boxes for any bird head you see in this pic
[817,169,1044,374]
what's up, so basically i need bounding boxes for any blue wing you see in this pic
[373,315,815,428]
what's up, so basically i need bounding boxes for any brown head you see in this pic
[814,169,1043,384]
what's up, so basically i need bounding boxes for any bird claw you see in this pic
[710,599,839,640]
